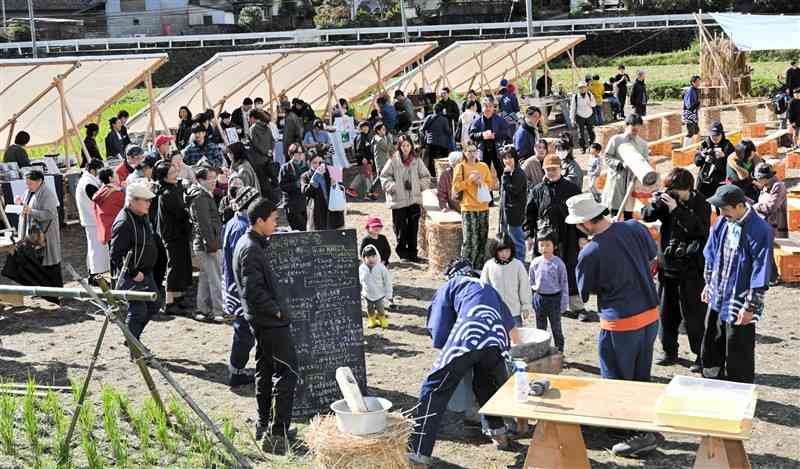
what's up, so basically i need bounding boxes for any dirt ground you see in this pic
[1,102,798,468]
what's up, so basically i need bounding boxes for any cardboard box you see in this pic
[774,239,800,283]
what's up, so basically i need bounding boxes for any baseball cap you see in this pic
[709,121,724,136]
[707,184,747,208]
[154,134,174,147]
[126,145,144,157]
[127,181,155,199]
[542,155,561,169]
[365,216,384,229]
[754,162,775,180]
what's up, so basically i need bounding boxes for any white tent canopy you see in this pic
[128,42,436,134]
[711,13,800,51]
[0,54,168,149]
[394,35,586,95]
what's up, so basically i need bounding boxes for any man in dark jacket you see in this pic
[231,97,253,136]
[110,182,160,341]
[283,101,305,150]
[785,61,800,94]
[155,160,193,315]
[187,166,224,322]
[693,121,736,200]
[421,102,452,179]
[439,87,460,133]
[682,75,702,148]
[613,65,631,119]
[630,70,648,117]
[525,155,590,320]
[469,97,513,182]
[500,147,528,263]
[278,144,309,231]
[233,198,298,452]
[513,107,541,162]
[787,87,800,145]
[641,168,710,372]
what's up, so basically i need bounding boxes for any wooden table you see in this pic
[480,373,753,469]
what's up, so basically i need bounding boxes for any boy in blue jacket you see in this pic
[702,184,773,384]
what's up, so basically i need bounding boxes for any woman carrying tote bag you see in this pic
[452,144,496,270]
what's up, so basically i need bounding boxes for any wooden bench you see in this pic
[736,102,761,127]
[481,373,756,469]
[789,197,800,232]
[754,129,790,156]
[642,111,680,141]
[774,239,800,283]
[595,122,625,148]
[648,133,683,157]
[742,122,767,139]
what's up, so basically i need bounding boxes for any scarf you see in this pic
[401,153,414,167]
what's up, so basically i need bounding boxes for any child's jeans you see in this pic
[533,292,564,352]
[590,176,600,202]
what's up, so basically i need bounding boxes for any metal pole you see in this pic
[25,0,36,57]
[399,0,409,43]
[525,0,533,38]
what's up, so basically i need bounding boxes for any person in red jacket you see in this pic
[92,167,125,245]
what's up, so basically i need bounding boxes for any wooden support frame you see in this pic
[199,70,229,147]
[567,47,578,92]
[450,42,526,91]
[526,421,590,469]
[307,48,396,110]
[146,73,157,143]
[54,78,92,172]
[484,39,561,92]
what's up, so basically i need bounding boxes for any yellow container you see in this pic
[655,375,756,434]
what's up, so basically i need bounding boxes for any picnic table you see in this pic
[480,373,754,469]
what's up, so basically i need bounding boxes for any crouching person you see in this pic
[409,258,521,466]
[233,198,298,453]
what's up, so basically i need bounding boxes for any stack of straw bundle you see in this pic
[700,36,751,104]
[418,207,428,258]
[306,412,415,469]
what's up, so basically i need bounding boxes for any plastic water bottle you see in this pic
[514,360,528,402]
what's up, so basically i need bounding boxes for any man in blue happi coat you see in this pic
[408,258,521,466]
[702,184,773,384]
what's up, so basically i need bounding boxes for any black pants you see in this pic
[285,207,307,232]
[618,92,627,117]
[254,325,298,434]
[484,150,503,184]
[575,115,595,150]
[42,263,63,305]
[392,204,421,260]
[410,347,507,457]
[659,272,705,358]
[164,239,192,292]
[633,104,647,117]
[701,308,756,383]
[426,145,449,180]
[153,236,167,302]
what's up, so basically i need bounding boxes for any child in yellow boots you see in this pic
[359,245,393,329]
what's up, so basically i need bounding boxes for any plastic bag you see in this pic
[477,183,492,203]
[328,183,346,212]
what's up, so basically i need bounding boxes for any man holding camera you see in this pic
[693,121,735,200]
[642,168,711,372]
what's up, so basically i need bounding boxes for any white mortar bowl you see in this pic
[330,397,393,436]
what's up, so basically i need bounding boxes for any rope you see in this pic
[606,28,668,63]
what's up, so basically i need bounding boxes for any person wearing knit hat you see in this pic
[525,149,590,321]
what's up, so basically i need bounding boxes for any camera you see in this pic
[664,239,687,258]
[404,180,413,191]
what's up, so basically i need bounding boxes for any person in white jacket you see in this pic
[480,234,533,326]
[570,81,597,153]
[75,158,110,282]
[359,245,393,330]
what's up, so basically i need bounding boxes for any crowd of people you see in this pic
[3,67,787,463]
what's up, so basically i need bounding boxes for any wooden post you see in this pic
[568,47,577,92]
[526,421,590,469]
[264,64,275,117]
[54,78,92,173]
[694,436,751,469]
[4,120,15,153]
[199,71,229,148]
[59,90,72,170]
[145,72,157,145]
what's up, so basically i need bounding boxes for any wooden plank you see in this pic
[480,373,753,440]
[694,437,751,469]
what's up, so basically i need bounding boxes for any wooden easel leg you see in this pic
[694,437,751,469]
[525,421,590,469]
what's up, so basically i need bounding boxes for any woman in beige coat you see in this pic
[380,135,431,262]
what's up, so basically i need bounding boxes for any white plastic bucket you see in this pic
[330,397,392,435]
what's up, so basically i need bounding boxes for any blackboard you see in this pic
[268,228,367,418]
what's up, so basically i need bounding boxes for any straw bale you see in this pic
[418,207,428,257]
[426,219,463,273]
[306,412,414,469]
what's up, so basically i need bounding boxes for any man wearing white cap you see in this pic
[565,193,660,457]
[110,182,160,342]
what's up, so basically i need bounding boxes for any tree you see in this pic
[238,6,265,31]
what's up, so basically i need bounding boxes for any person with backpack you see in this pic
[772,85,791,130]
[421,102,453,179]
[682,76,702,148]
[786,88,800,146]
